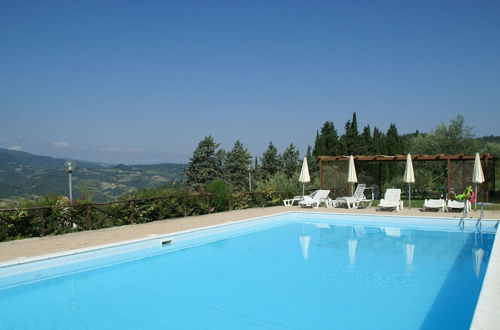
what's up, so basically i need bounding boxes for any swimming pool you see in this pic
[0,213,497,329]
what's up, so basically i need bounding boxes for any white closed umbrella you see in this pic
[404,153,415,209]
[472,153,485,211]
[347,155,358,195]
[299,156,311,198]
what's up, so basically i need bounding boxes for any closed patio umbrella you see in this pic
[347,155,358,195]
[404,153,415,209]
[299,157,310,198]
[472,152,485,211]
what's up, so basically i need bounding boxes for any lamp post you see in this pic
[64,161,76,202]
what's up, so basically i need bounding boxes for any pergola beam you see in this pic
[318,154,497,201]
[317,154,496,162]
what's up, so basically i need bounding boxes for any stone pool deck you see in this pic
[1,205,498,262]
[0,205,499,329]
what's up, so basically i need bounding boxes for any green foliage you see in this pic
[184,136,223,188]
[0,188,288,242]
[281,144,300,178]
[260,142,281,180]
[254,171,312,197]
[305,145,318,177]
[229,193,251,210]
[314,121,340,156]
[206,180,230,212]
[409,114,477,155]
[359,125,372,155]
[224,140,252,191]
[341,112,360,155]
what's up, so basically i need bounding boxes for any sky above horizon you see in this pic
[1,0,499,164]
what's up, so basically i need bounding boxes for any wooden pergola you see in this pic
[318,154,497,201]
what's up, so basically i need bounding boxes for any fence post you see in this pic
[129,201,135,224]
[206,194,212,214]
[39,208,45,237]
[86,205,92,230]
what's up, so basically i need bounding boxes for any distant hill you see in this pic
[0,148,186,203]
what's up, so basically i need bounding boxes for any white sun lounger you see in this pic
[298,190,331,208]
[447,200,471,212]
[423,199,446,212]
[377,189,403,212]
[335,184,373,209]
[284,190,322,206]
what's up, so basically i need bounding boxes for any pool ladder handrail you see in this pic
[459,201,493,231]
[476,202,493,230]
[458,200,468,230]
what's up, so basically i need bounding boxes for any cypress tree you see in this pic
[360,125,372,155]
[314,121,340,156]
[372,127,384,154]
[342,112,360,155]
[385,123,402,155]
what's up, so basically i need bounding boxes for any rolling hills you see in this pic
[0,148,186,203]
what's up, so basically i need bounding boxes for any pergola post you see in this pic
[447,158,452,199]
[485,154,489,202]
[319,158,323,190]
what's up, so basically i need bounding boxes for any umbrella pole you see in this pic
[475,184,477,211]
[408,183,411,209]
[302,183,305,198]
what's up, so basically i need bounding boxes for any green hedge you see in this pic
[0,191,291,242]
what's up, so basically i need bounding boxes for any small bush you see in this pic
[205,180,230,212]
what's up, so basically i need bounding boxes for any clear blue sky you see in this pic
[1,0,499,164]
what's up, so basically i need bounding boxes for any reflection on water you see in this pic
[308,222,493,279]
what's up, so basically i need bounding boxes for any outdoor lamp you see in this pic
[64,161,76,202]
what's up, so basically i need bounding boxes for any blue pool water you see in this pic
[0,214,496,329]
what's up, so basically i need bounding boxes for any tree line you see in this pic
[184,113,493,194]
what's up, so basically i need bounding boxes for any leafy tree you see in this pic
[409,114,477,154]
[224,140,252,191]
[260,142,281,180]
[281,143,300,178]
[306,145,318,176]
[184,136,222,188]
